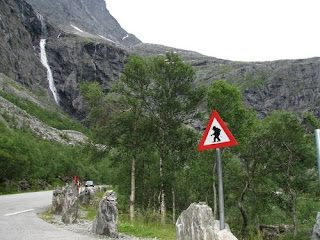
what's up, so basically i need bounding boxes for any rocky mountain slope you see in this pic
[25,0,141,46]
[0,73,88,145]
[1,0,320,132]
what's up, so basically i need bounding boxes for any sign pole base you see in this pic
[216,148,225,230]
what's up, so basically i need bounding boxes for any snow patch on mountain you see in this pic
[71,24,84,33]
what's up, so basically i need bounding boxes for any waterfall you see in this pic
[39,39,59,104]
[37,13,59,105]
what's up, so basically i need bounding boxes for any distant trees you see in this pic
[0,121,107,191]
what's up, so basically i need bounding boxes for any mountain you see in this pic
[1,0,128,121]
[24,0,141,46]
[1,0,320,131]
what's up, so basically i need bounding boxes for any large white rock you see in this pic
[52,187,65,214]
[61,183,79,224]
[312,212,320,240]
[92,191,118,238]
[176,202,238,240]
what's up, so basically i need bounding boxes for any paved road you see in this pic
[0,191,99,240]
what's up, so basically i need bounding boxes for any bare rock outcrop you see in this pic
[0,81,88,146]
[92,190,118,238]
[176,202,237,240]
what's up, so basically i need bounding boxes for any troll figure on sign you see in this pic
[211,126,221,142]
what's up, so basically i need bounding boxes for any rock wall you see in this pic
[0,0,47,92]
[46,37,127,119]
[25,0,142,46]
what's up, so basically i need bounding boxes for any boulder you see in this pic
[92,190,118,238]
[52,187,65,214]
[19,179,30,191]
[61,182,79,224]
[79,187,94,205]
[259,224,292,240]
[105,190,117,202]
[176,202,237,240]
[312,212,320,240]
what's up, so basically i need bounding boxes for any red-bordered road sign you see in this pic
[197,110,238,151]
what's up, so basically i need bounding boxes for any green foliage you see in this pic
[302,111,320,133]
[206,80,256,144]
[0,116,107,194]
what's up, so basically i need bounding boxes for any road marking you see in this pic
[4,209,35,216]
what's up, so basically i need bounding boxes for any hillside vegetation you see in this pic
[0,73,109,192]
[2,51,320,239]
[78,53,320,239]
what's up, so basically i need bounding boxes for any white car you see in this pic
[85,181,94,187]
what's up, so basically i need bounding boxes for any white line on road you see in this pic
[4,209,35,216]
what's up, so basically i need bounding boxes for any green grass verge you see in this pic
[38,209,54,222]
[79,189,176,239]
[119,218,176,240]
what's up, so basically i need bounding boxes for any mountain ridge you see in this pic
[1,0,320,126]
[25,0,141,46]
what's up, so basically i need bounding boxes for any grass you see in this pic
[79,205,98,221]
[78,190,105,220]
[119,217,176,240]
[38,209,54,222]
[78,189,176,239]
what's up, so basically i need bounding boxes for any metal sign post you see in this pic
[197,110,238,231]
[216,148,225,230]
[315,129,320,183]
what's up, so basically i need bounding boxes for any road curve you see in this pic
[0,191,100,240]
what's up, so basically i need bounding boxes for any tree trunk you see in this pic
[160,154,166,224]
[153,191,158,213]
[172,187,176,224]
[290,190,298,237]
[129,156,136,221]
[212,160,217,219]
[159,130,166,224]
[238,182,249,236]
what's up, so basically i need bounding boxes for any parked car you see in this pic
[85,181,94,187]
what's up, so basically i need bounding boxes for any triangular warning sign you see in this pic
[197,110,238,151]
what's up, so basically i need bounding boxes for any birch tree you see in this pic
[118,53,202,223]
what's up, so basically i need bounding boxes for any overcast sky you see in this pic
[106,0,320,62]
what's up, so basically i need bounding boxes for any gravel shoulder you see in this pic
[39,210,156,240]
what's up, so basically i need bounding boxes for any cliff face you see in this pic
[191,58,320,118]
[0,0,47,91]
[25,0,141,46]
[46,36,127,119]
[1,0,127,119]
[243,59,320,118]
[1,0,320,124]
